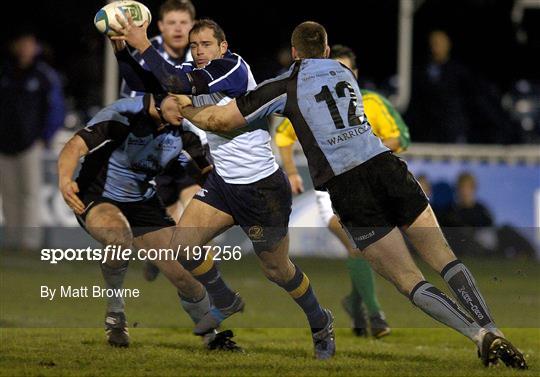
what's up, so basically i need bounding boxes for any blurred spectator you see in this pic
[407,30,522,144]
[0,31,65,251]
[435,172,495,257]
[406,30,473,143]
[450,172,494,227]
[444,172,535,259]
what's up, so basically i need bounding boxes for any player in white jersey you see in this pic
[111,17,335,359]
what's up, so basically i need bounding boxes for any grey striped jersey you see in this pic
[236,59,388,188]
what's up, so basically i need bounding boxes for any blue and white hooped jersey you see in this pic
[235,59,389,189]
[177,51,278,184]
[118,45,277,184]
[75,96,208,202]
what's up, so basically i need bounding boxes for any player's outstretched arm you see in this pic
[111,13,192,94]
[108,17,164,93]
[114,46,164,93]
[57,135,88,214]
[178,99,247,132]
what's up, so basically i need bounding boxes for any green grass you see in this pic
[1,252,539,376]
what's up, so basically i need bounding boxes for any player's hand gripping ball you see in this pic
[94,1,151,36]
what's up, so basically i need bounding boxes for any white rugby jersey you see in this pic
[119,48,278,184]
[188,62,278,184]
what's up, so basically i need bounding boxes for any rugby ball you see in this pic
[94,1,152,36]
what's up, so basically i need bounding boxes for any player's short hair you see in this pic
[291,21,328,58]
[330,44,357,71]
[190,19,227,44]
[159,0,196,21]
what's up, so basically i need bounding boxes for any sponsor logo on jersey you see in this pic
[157,136,180,151]
[131,156,160,174]
[128,136,151,146]
[326,124,370,146]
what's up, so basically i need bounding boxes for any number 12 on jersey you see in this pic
[315,81,362,129]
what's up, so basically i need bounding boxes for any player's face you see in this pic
[160,96,184,126]
[158,10,194,53]
[189,28,228,68]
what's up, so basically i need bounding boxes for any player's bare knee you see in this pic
[100,226,133,248]
[86,205,133,248]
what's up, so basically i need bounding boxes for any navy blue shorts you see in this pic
[194,168,292,253]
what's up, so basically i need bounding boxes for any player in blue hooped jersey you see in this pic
[110,18,335,359]
[170,21,527,369]
[119,0,196,99]
[57,93,241,350]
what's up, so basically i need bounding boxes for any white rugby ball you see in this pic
[94,1,152,36]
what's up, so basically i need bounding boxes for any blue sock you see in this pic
[182,257,236,310]
[278,265,327,331]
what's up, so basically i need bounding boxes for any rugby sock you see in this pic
[181,257,236,310]
[278,265,327,331]
[442,260,498,333]
[179,290,211,324]
[346,257,382,316]
[100,261,128,313]
[410,281,484,346]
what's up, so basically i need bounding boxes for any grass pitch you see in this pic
[1,252,539,376]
